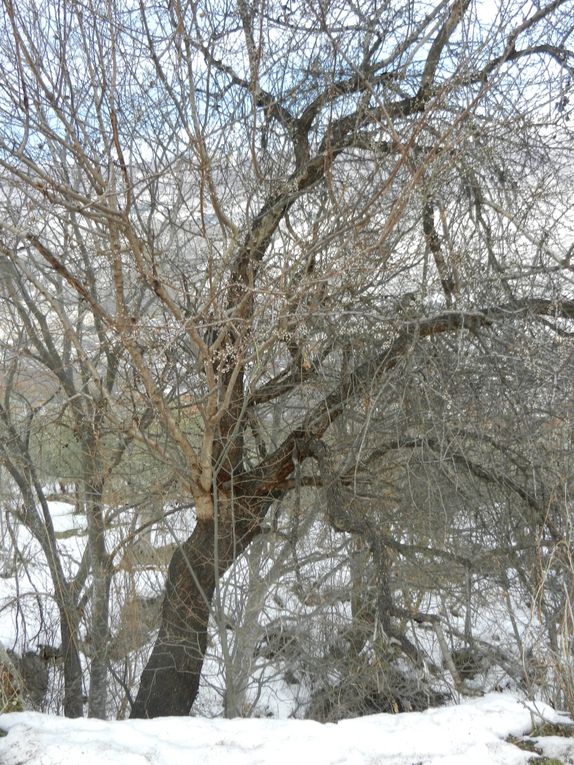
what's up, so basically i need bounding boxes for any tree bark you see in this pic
[59,604,84,718]
[130,515,260,718]
[86,502,111,718]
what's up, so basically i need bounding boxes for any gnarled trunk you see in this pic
[130,515,259,718]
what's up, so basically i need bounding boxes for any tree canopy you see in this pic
[0,0,573,719]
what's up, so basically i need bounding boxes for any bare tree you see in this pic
[0,0,573,718]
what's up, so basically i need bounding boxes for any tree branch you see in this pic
[238,298,574,495]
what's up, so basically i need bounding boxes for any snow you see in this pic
[0,693,572,765]
[47,502,87,536]
[535,734,574,763]
[2,503,574,762]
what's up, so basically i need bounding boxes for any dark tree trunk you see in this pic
[130,515,259,718]
[60,608,84,718]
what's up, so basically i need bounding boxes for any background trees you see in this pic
[0,0,573,719]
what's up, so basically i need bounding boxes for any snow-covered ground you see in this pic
[0,693,573,765]
[0,497,567,720]
[3,499,574,765]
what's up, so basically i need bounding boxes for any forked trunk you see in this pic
[130,515,259,718]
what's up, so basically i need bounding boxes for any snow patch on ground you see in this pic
[0,693,571,765]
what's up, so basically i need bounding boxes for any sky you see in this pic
[1,692,573,765]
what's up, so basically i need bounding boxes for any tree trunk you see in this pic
[59,605,84,718]
[86,490,111,719]
[130,515,259,718]
[221,536,268,718]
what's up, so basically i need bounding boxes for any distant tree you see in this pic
[0,0,573,718]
